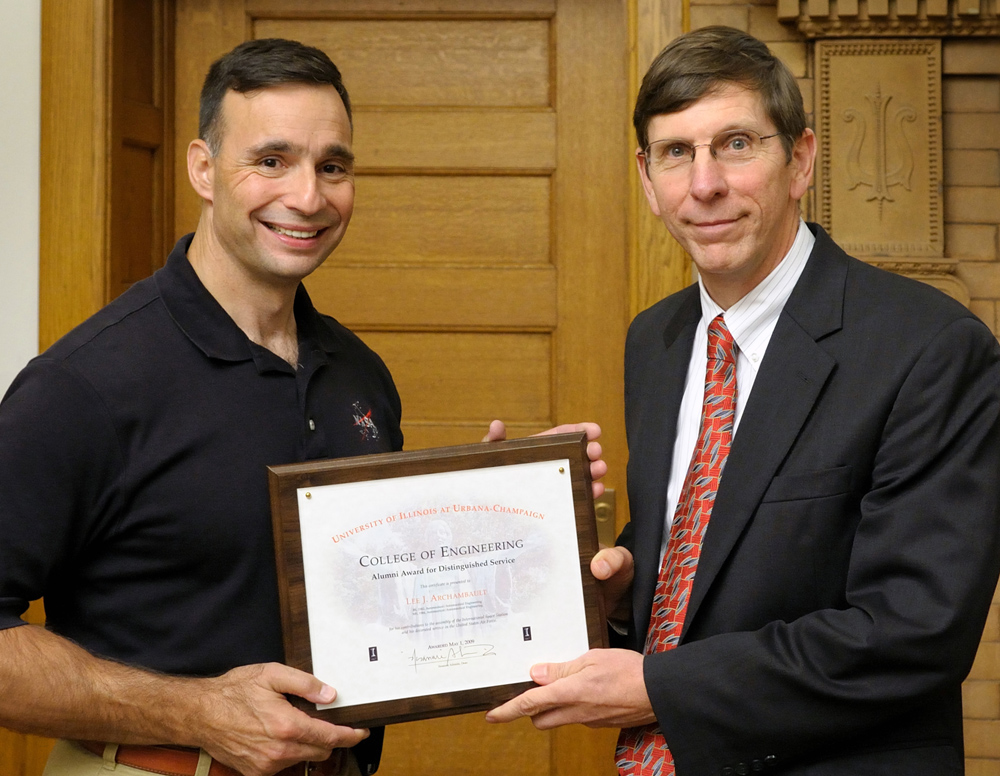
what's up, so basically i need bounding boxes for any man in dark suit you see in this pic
[487,26,1000,775]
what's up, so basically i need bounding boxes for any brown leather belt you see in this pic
[77,741,330,776]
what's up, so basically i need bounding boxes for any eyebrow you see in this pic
[247,139,355,166]
[651,123,765,144]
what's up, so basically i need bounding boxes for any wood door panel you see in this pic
[306,267,557,328]
[339,175,551,265]
[384,715,550,775]
[361,331,551,421]
[399,421,549,450]
[114,145,158,286]
[255,19,551,107]
[353,110,557,171]
[174,4,627,776]
[249,0,556,13]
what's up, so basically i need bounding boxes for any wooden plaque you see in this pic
[268,431,608,728]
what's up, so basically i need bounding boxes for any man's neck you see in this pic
[701,216,805,310]
[186,229,300,367]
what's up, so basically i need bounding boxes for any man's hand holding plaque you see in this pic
[482,420,608,500]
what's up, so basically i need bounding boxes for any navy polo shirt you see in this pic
[0,234,403,676]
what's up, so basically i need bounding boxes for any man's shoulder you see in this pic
[3,275,168,427]
[782,224,983,344]
[42,274,164,366]
[845,254,964,312]
[818,231,982,335]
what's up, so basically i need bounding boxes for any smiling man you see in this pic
[0,39,393,776]
[487,26,1000,776]
[0,38,603,776]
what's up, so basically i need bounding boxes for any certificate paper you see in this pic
[268,433,607,727]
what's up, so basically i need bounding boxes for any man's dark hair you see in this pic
[633,26,806,161]
[199,38,352,155]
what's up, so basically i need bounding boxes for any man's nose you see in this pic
[283,167,324,214]
[687,151,728,200]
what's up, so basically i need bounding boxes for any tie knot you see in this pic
[707,315,736,364]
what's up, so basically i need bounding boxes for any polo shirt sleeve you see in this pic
[0,357,125,630]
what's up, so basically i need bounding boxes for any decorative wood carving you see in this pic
[778,0,999,38]
[869,258,970,305]
[816,39,942,258]
[813,39,971,303]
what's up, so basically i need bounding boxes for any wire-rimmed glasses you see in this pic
[639,129,783,174]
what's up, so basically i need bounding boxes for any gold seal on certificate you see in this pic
[267,432,608,728]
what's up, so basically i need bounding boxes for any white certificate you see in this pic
[298,459,589,712]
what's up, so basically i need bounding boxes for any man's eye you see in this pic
[261,158,280,168]
[723,134,752,152]
[664,143,690,159]
[322,163,346,175]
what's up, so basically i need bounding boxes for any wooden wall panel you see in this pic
[306,266,557,328]
[353,110,557,171]
[339,176,551,265]
[362,332,551,421]
[113,145,157,285]
[255,19,551,106]
[383,715,550,776]
[120,0,156,103]
[250,0,555,11]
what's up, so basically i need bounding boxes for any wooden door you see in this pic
[171,2,630,775]
[7,1,629,774]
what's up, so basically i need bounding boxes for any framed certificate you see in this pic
[267,431,608,728]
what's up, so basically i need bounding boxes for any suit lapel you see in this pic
[680,226,850,638]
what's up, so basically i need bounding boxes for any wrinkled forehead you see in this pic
[216,83,352,147]
[644,85,769,143]
[641,80,763,133]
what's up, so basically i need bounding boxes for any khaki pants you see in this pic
[43,740,362,776]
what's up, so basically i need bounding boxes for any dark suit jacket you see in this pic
[620,224,1000,776]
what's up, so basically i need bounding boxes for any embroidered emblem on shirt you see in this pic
[352,402,380,442]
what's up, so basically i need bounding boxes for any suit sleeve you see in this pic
[646,315,1000,774]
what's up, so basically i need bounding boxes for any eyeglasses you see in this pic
[639,129,783,173]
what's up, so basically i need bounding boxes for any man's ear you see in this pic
[789,128,817,202]
[187,139,215,202]
[636,150,663,218]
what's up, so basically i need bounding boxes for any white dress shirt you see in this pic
[659,221,815,559]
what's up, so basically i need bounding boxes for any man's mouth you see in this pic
[265,223,325,239]
[691,218,737,227]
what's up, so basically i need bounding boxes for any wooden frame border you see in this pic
[268,431,607,728]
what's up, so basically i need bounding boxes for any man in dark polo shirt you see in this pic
[0,39,604,776]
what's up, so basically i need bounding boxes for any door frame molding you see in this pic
[40,0,110,350]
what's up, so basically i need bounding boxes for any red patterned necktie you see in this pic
[616,314,738,776]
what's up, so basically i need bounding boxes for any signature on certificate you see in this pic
[408,642,497,671]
